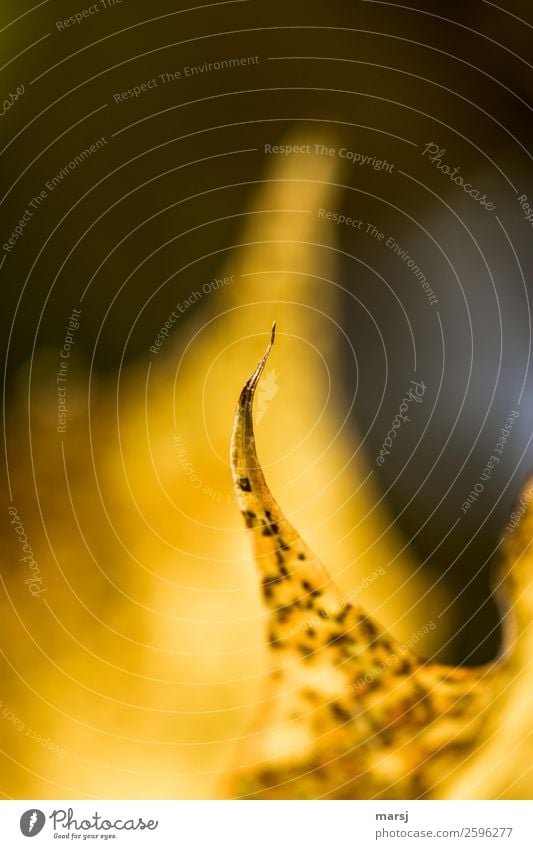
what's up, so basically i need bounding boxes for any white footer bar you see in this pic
[1,800,531,847]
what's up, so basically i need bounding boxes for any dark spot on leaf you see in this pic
[264,510,279,533]
[326,632,345,646]
[330,702,351,723]
[302,689,319,701]
[262,582,274,600]
[358,615,378,638]
[336,604,352,624]
[394,658,412,675]
[276,604,292,623]
[268,630,282,648]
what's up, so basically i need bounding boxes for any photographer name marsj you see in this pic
[50,807,158,837]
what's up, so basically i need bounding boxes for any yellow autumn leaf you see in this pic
[225,327,532,799]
